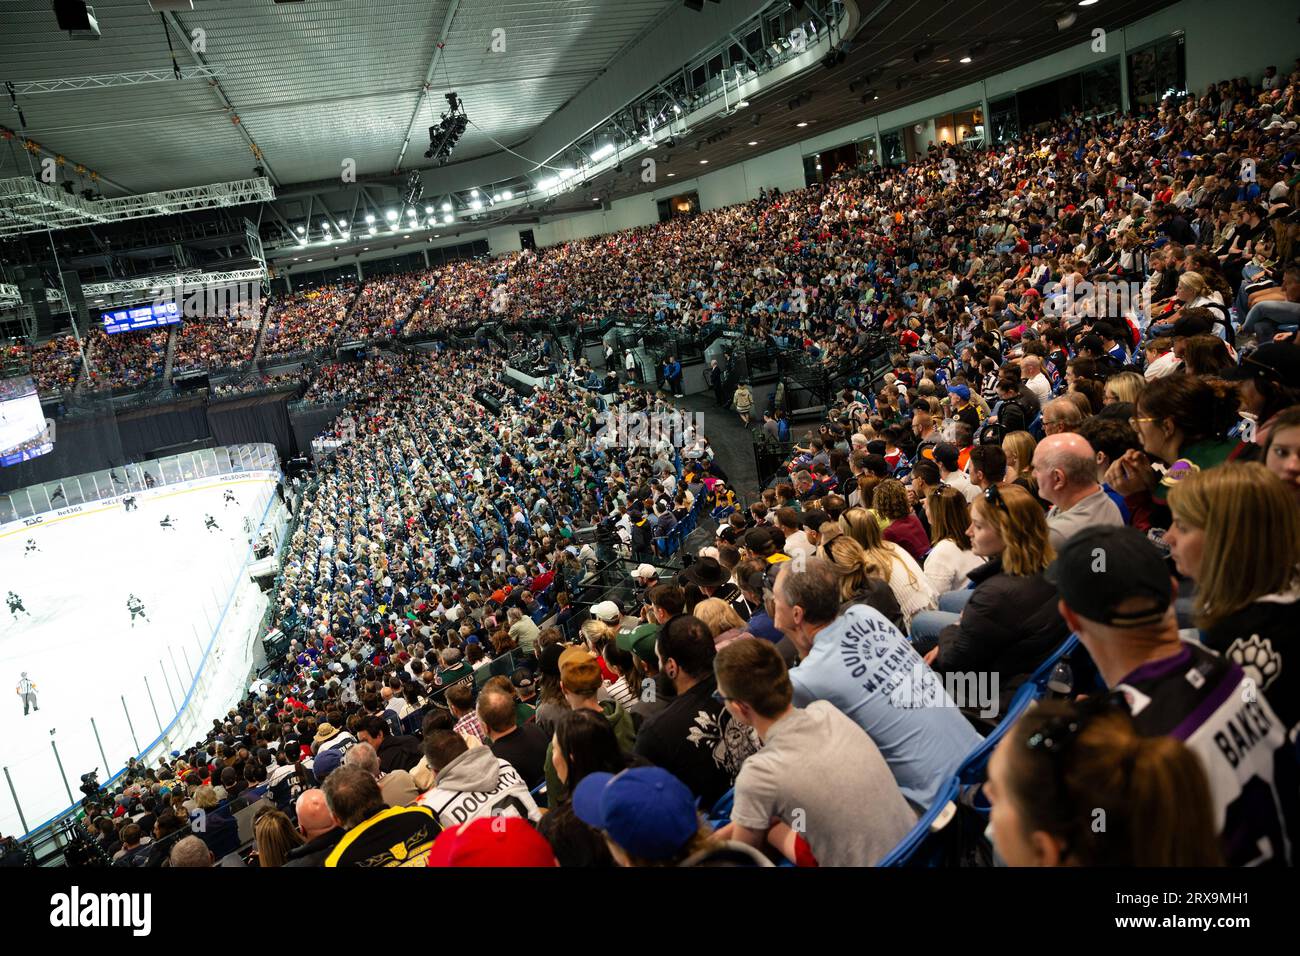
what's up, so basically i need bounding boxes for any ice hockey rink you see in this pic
[0,473,281,839]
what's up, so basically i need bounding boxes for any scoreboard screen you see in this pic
[101,300,181,334]
[0,375,53,468]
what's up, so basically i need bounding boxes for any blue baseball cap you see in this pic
[947,384,971,401]
[572,768,699,861]
[313,746,345,784]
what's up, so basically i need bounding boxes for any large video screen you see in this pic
[101,300,181,334]
[0,375,53,467]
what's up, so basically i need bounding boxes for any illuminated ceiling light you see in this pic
[443,213,453,223]
[368,226,377,235]
[407,208,418,217]
[441,201,452,212]
[385,209,398,221]
[700,159,709,164]
[470,199,482,210]
[322,221,331,230]
[1078,0,1099,6]
[502,190,513,200]
[748,141,758,146]
[960,56,972,64]
[364,213,375,224]
[796,121,808,127]
[295,225,305,235]
[591,144,615,161]
[470,188,480,197]
[424,206,434,215]
[736,100,749,108]
[667,172,676,177]
[337,220,346,228]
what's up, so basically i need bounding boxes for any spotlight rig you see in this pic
[425,91,468,164]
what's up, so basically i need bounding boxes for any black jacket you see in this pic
[283,827,345,868]
[376,734,424,774]
[934,557,1068,686]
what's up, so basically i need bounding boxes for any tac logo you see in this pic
[23,516,43,527]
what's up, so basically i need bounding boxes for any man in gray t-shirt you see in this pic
[1032,434,1124,550]
[712,640,916,866]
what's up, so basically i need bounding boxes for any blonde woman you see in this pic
[820,534,907,632]
[1002,431,1038,488]
[1166,463,1300,735]
[837,507,937,627]
[912,485,1068,687]
[693,597,752,650]
[1103,371,1146,407]
[252,808,304,868]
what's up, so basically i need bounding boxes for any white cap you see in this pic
[634,564,657,579]
[591,600,621,623]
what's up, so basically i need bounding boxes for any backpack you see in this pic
[776,418,791,442]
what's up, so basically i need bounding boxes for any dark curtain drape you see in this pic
[206,393,298,460]
[289,401,346,456]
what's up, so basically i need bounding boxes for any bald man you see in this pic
[283,789,345,867]
[1031,434,1124,549]
[1020,355,1052,407]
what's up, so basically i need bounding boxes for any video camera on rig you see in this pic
[78,769,100,804]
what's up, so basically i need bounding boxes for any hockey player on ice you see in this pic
[204,514,221,532]
[24,537,39,556]
[6,592,30,619]
[127,594,150,627]
[159,515,175,529]
[123,495,138,512]
[223,490,238,508]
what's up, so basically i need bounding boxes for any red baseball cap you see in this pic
[427,817,558,867]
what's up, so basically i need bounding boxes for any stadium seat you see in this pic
[877,776,962,867]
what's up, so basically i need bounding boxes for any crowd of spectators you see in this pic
[81,327,170,392]
[171,302,263,374]
[5,334,86,397]
[62,60,1300,869]
[261,283,358,357]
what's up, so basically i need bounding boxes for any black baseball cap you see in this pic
[1171,313,1213,338]
[1220,343,1300,389]
[1045,526,1172,628]
[929,442,960,471]
[800,509,830,530]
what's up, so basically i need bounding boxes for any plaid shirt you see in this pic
[453,712,487,743]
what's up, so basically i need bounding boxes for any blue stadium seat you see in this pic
[877,776,961,867]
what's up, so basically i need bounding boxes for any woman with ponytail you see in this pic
[835,508,937,628]
[986,698,1222,867]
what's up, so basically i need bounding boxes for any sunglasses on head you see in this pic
[983,483,1009,513]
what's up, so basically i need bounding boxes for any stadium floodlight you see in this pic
[443,213,453,223]
[364,213,375,224]
[424,206,434,215]
[538,176,558,191]
[368,226,377,235]
[322,221,331,231]
[591,144,615,161]
[385,209,398,221]
[470,188,480,197]
[295,225,305,235]
[441,201,452,212]
[502,190,513,200]
[470,199,482,211]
